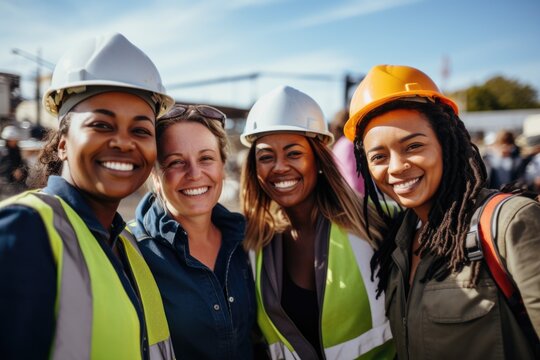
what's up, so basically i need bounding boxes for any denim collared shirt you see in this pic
[131,192,256,360]
[0,176,147,359]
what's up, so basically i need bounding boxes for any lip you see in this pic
[272,178,299,191]
[390,176,421,195]
[99,161,136,172]
[180,186,210,196]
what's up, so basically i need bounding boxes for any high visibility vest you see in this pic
[256,223,395,360]
[1,191,175,360]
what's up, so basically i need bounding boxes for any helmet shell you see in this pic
[1,125,25,141]
[240,85,333,146]
[344,64,458,140]
[43,33,174,117]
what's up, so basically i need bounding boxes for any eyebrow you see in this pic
[256,142,305,154]
[94,109,154,123]
[162,148,217,158]
[366,132,427,154]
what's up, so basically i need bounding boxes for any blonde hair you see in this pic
[241,136,386,252]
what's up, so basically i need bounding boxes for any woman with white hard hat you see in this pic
[349,64,540,359]
[240,85,395,359]
[0,33,175,359]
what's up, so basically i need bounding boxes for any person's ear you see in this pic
[57,134,68,161]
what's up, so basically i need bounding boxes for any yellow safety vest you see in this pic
[1,191,174,360]
[256,223,395,360]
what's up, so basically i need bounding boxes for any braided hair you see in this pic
[353,99,488,296]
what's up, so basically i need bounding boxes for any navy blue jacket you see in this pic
[131,192,256,360]
[0,176,147,360]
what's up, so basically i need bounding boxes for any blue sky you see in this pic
[1,0,539,121]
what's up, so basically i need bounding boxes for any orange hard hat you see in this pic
[344,64,459,140]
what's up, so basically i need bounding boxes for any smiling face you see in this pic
[255,133,318,212]
[58,91,156,202]
[362,109,443,221]
[155,121,224,220]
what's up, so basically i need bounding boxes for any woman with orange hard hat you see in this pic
[347,64,540,359]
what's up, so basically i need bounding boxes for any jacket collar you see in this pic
[395,209,419,250]
[134,192,245,248]
[43,175,125,241]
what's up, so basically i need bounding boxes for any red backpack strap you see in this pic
[477,193,519,301]
[475,192,540,354]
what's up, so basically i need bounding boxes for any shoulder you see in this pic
[0,198,46,233]
[499,194,540,222]
[495,194,540,258]
[0,199,54,270]
[213,203,246,230]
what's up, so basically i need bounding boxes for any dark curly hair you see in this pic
[353,99,488,296]
[26,115,72,188]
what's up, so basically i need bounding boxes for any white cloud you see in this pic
[279,0,423,30]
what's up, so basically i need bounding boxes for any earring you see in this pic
[318,169,323,174]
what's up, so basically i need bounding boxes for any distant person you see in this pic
[0,125,27,197]
[0,33,175,359]
[129,104,256,359]
[240,85,395,359]
[483,129,525,189]
[519,115,540,192]
[329,109,365,194]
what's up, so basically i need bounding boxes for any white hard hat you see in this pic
[43,32,174,117]
[523,114,540,146]
[1,125,25,141]
[240,85,334,147]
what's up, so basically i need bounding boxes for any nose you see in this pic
[186,163,202,180]
[388,153,410,175]
[273,156,290,173]
[110,131,135,152]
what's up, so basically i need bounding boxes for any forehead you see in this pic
[159,121,218,151]
[363,109,436,141]
[255,132,310,149]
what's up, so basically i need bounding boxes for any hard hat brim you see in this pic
[344,90,458,141]
[43,80,175,117]
[240,126,334,147]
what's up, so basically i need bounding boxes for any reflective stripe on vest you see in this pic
[256,223,394,360]
[2,191,174,360]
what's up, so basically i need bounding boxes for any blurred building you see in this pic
[0,72,22,123]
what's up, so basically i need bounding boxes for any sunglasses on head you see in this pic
[159,104,226,127]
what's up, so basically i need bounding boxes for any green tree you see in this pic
[450,75,540,111]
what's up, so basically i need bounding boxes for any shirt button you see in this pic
[228,296,235,303]
[213,304,220,311]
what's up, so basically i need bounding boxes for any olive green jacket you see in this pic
[385,189,540,359]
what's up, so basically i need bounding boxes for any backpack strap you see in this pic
[478,193,519,301]
[467,192,540,354]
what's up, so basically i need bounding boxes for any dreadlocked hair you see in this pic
[241,136,387,253]
[354,99,488,297]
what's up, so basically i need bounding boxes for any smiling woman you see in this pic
[0,33,176,359]
[349,64,540,359]
[240,85,395,360]
[127,104,257,359]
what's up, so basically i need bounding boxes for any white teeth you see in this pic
[182,187,209,196]
[393,178,419,189]
[274,180,298,189]
[102,161,134,171]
